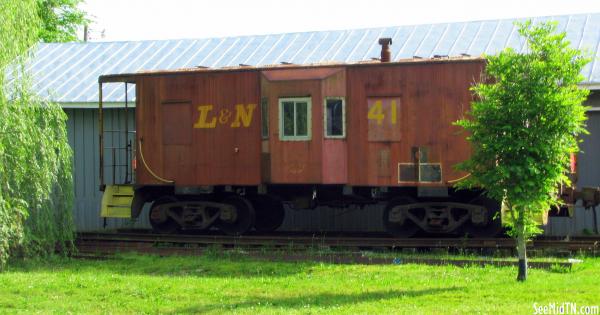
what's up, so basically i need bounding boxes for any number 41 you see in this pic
[368,100,398,125]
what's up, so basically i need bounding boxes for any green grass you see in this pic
[0,252,599,314]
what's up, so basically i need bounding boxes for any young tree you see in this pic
[37,0,89,42]
[456,21,590,281]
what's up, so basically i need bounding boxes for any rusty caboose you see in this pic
[98,39,503,237]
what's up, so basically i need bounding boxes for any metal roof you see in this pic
[18,13,600,103]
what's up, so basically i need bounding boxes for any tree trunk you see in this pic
[516,223,527,281]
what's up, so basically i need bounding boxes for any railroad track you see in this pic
[76,232,600,256]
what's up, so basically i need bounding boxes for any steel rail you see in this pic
[77,232,600,251]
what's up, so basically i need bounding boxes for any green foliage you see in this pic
[0,0,75,269]
[5,79,75,258]
[0,1,40,70]
[0,0,40,270]
[37,0,89,43]
[455,21,590,241]
[548,263,571,274]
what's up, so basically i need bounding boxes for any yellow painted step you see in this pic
[501,201,549,226]
[101,185,134,218]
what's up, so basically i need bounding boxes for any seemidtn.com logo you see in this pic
[533,302,599,315]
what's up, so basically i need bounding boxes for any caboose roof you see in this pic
[98,56,484,83]
[10,13,600,105]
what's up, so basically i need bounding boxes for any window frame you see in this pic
[418,163,443,183]
[323,97,346,139]
[278,97,312,141]
[397,162,443,183]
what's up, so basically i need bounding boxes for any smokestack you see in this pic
[379,38,392,62]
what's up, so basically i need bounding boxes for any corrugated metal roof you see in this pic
[19,13,600,103]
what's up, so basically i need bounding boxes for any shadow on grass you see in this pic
[170,287,462,313]
[9,253,323,278]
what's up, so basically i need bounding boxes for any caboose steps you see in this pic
[100,185,135,218]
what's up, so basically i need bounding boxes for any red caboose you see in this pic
[99,40,500,237]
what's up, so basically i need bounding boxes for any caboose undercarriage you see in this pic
[115,184,503,237]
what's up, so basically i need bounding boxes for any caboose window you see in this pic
[324,97,345,138]
[279,97,311,141]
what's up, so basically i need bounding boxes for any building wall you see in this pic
[545,109,600,236]
[66,98,600,235]
[65,108,151,231]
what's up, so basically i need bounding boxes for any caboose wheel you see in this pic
[248,195,285,232]
[217,196,256,236]
[149,196,181,234]
[463,196,504,238]
[383,196,420,238]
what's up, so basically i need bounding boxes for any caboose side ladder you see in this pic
[99,80,136,220]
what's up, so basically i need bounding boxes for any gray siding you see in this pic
[579,111,600,188]
[584,91,600,108]
[576,110,600,235]
[546,110,600,236]
[65,108,150,231]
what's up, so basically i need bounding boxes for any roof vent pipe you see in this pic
[379,38,392,62]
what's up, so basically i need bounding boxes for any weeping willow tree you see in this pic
[0,1,75,269]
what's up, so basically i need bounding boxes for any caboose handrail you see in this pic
[99,80,136,188]
[447,173,472,184]
[98,82,104,189]
[138,140,174,184]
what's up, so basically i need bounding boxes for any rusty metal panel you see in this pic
[367,97,401,142]
[321,69,347,184]
[163,145,194,185]
[190,72,261,185]
[136,71,261,186]
[135,77,164,185]
[322,139,347,183]
[346,60,485,187]
[377,148,391,177]
[161,101,192,145]
[262,67,343,81]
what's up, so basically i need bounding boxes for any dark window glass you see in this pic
[326,98,344,136]
[399,164,418,182]
[280,98,311,140]
[420,164,442,182]
[296,102,308,136]
[282,101,295,136]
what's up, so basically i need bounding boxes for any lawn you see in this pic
[0,251,598,314]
